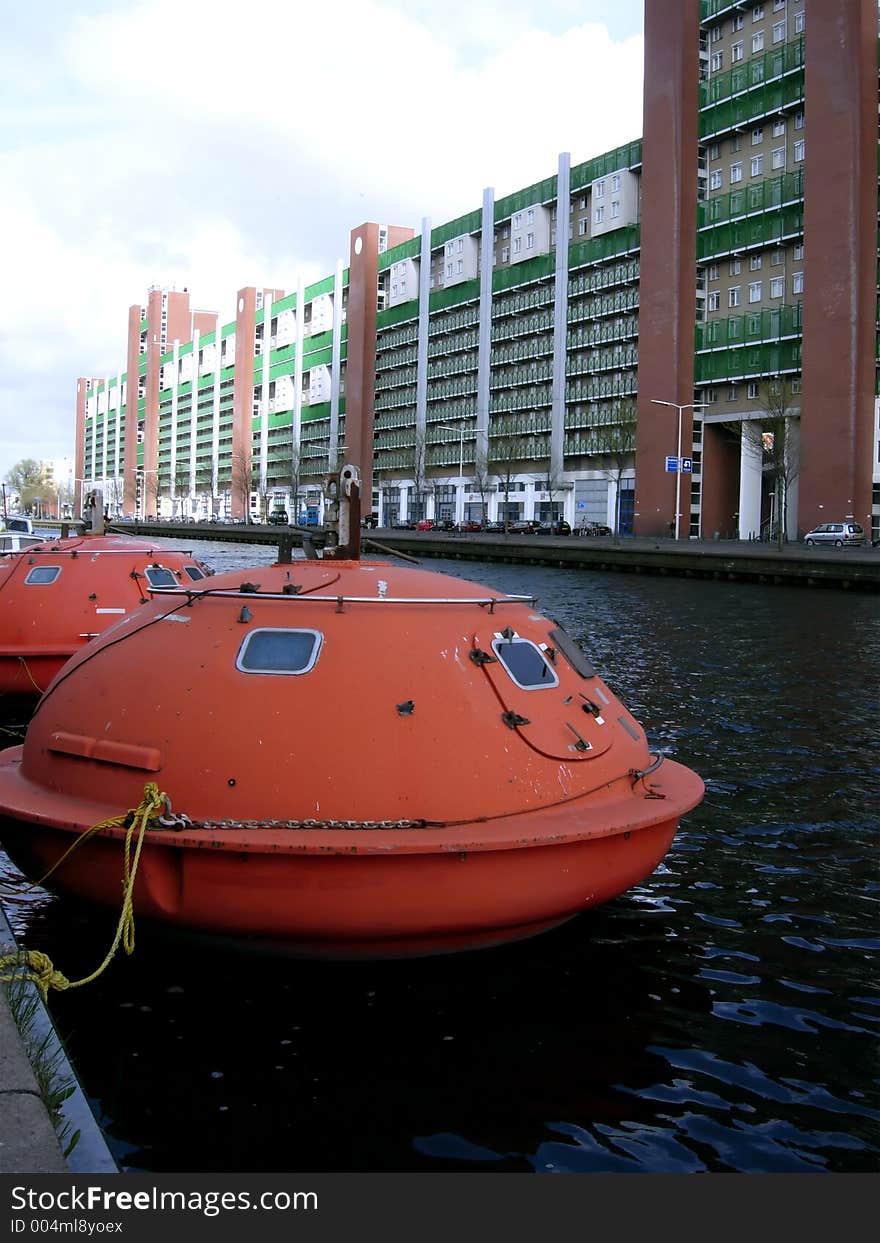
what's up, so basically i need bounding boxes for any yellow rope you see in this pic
[17,656,44,695]
[0,782,167,999]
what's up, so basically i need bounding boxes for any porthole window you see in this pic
[144,566,178,588]
[492,637,558,690]
[24,566,62,585]
[183,566,205,581]
[237,628,322,675]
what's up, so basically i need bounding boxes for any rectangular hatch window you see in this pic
[237,628,323,675]
[145,565,179,588]
[492,637,558,690]
[24,566,62,585]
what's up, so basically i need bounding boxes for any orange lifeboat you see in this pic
[0,534,212,697]
[0,558,704,957]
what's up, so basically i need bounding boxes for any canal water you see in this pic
[1,541,878,1174]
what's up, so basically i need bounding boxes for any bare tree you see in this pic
[727,377,801,549]
[470,459,493,526]
[231,447,254,519]
[143,472,161,519]
[490,432,529,529]
[174,464,191,518]
[410,424,428,523]
[592,404,637,543]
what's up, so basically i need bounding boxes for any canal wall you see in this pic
[111,523,880,592]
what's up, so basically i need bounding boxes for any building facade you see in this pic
[76,0,880,540]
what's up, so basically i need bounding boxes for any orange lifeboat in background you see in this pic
[0,558,704,957]
[0,534,212,697]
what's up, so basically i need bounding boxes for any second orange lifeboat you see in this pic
[0,533,211,697]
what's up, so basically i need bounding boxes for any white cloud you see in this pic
[0,0,643,480]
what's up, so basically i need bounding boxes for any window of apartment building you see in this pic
[513,212,522,229]
[793,242,804,260]
[711,51,723,71]
[446,262,453,277]
[577,220,587,236]
[710,23,722,42]
[792,271,803,294]
[595,205,605,223]
[771,248,784,265]
[772,118,786,137]
[772,20,785,41]
[708,263,720,281]
[502,246,510,262]
[730,256,742,275]
[769,276,784,298]
[456,258,464,273]
[750,253,763,270]
[794,10,804,33]
[610,201,621,218]
[730,134,741,152]
[611,174,621,192]
[728,383,739,400]
[793,138,805,162]
[794,110,804,129]
[730,162,743,183]
[753,4,764,19]
[579,195,587,209]
[513,237,522,254]
[704,388,718,403]
[752,126,763,144]
[752,30,764,52]
[445,242,454,257]
[748,281,762,302]
[747,381,759,398]
[456,238,464,253]
[750,154,764,176]
[710,169,722,190]
[527,208,534,224]
[729,286,741,307]
[731,41,744,62]
[526,232,535,249]
[708,142,721,160]
[771,146,786,169]
[708,290,721,311]
[773,0,785,10]
[791,378,801,394]
[595,179,605,197]
[502,226,510,238]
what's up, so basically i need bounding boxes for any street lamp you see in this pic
[651,400,707,540]
[437,424,466,525]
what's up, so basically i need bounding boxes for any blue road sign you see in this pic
[665,456,678,473]
[680,457,693,472]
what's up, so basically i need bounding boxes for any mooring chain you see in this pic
[155,816,427,832]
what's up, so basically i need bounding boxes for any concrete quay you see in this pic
[0,906,117,1174]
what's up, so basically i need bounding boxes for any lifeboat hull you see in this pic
[0,746,700,957]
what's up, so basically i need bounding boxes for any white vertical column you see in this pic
[189,329,200,511]
[211,337,221,510]
[551,152,571,480]
[115,370,123,504]
[101,375,109,487]
[293,276,305,458]
[260,293,272,497]
[415,217,431,440]
[738,425,762,539]
[476,186,494,468]
[170,340,180,514]
[329,260,344,468]
[784,417,800,539]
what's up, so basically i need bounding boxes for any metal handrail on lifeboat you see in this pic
[147,586,539,608]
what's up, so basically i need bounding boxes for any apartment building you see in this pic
[76,0,879,539]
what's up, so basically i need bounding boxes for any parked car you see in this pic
[484,520,506,533]
[416,518,435,531]
[576,521,612,537]
[361,514,379,529]
[508,519,540,535]
[392,519,416,529]
[268,507,288,525]
[456,519,483,533]
[803,521,865,548]
[536,519,571,536]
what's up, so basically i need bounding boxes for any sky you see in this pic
[0,0,644,483]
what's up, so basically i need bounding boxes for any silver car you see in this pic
[803,522,865,548]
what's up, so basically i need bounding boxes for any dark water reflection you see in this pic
[2,543,878,1173]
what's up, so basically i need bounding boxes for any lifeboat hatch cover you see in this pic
[475,632,613,761]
